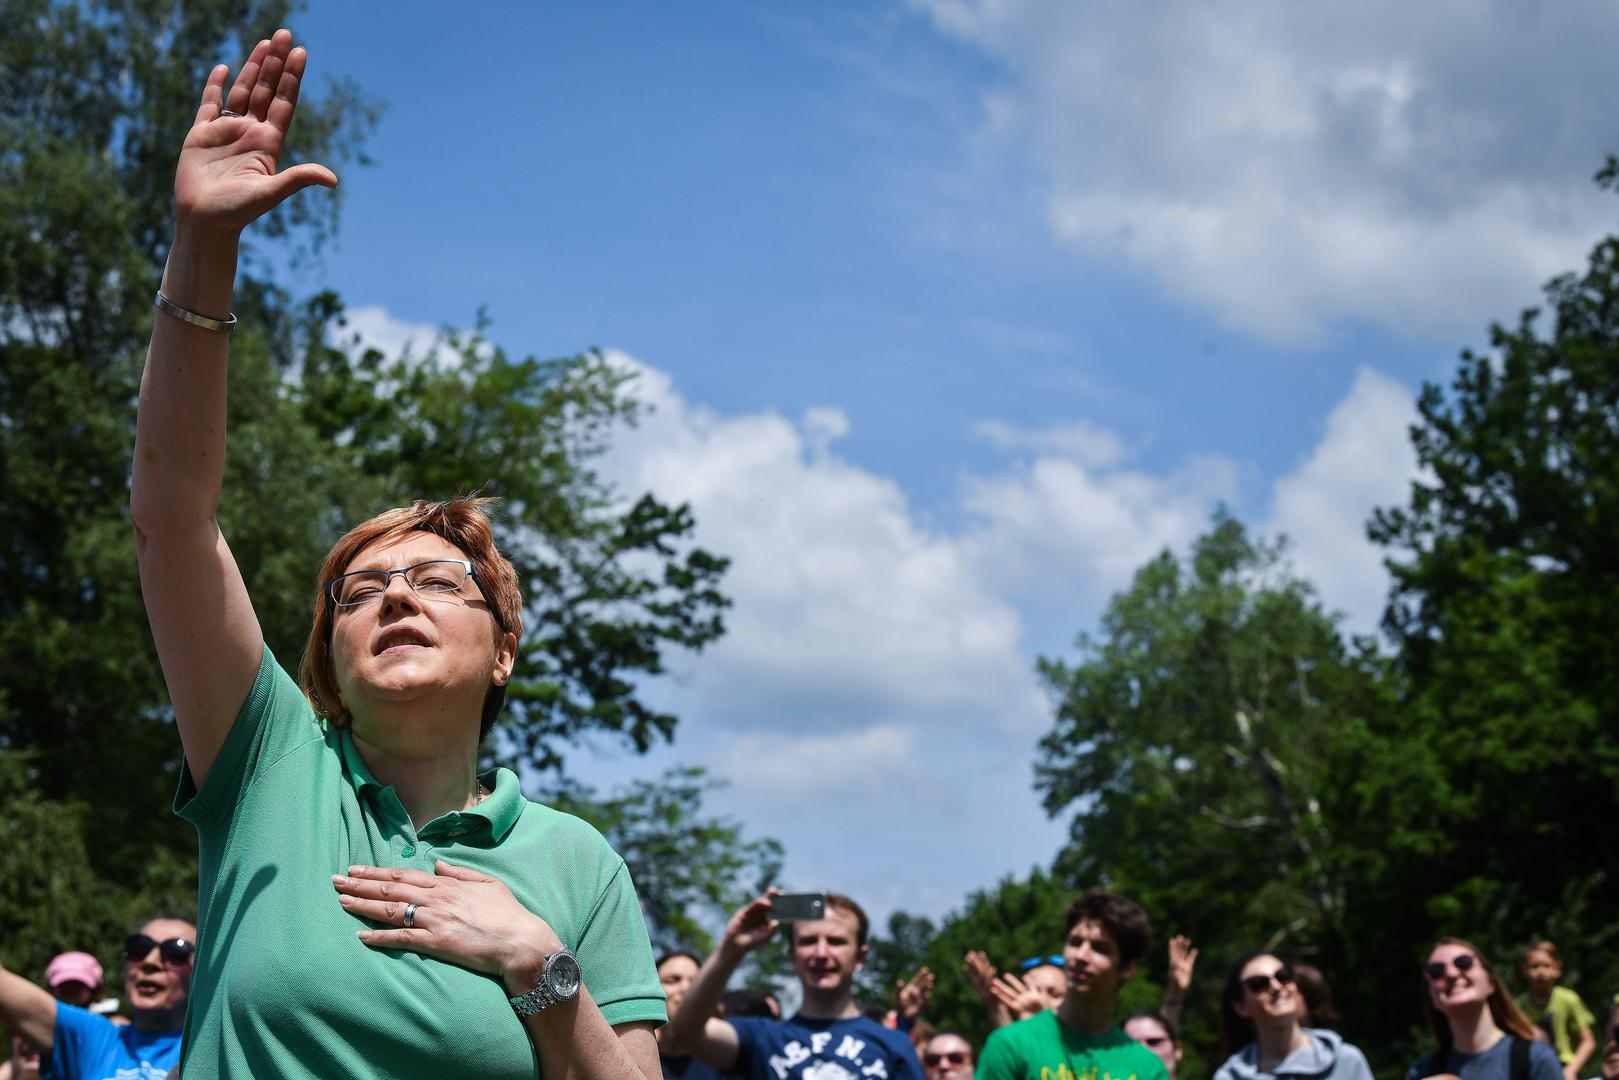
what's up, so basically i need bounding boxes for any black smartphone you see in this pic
[769,892,827,922]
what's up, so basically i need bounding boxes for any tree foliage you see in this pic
[0,0,739,974]
[541,766,783,956]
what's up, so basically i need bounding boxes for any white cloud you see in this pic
[1266,367,1420,633]
[972,417,1126,468]
[962,440,1241,599]
[339,304,439,359]
[714,723,923,799]
[913,0,1619,342]
[602,353,1044,731]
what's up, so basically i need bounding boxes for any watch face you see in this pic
[546,951,582,999]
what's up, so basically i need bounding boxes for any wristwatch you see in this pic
[509,948,583,1017]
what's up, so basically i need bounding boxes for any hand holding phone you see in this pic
[768,892,827,922]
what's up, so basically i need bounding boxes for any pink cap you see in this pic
[45,952,103,989]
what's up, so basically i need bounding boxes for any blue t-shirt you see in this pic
[44,1003,182,1080]
[664,1052,724,1079]
[728,1014,923,1079]
[1406,1036,1563,1080]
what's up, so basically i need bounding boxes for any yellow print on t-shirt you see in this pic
[1039,1067,1139,1080]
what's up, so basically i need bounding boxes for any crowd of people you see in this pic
[4,888,1613,1080]
[647,887,1618,1080]
[8,22,1607,1080]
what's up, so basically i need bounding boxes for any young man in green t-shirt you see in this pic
[975,889,1171,1080]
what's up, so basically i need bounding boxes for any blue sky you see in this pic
[282,2,1619,929]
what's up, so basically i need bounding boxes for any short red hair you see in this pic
[298,496,523,739]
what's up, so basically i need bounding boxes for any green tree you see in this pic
[1,0,377,887]
[862,869,1076,1046]
[1,0,738,958]
[1368,160,1619,1038]
[540,766,783,956]
[1034,516,1409,1067]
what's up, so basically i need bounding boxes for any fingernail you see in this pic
[332,875,350,886]
[348,866,363,874]
[338,895,354,906]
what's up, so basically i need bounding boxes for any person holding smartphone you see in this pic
[659,889,924,1079]
[0,917,195,1080]
[1214,952,1373,1080]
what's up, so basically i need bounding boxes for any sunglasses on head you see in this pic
[924,1051,969,1066]
[1425,954,1476,981]
[1242,966,1295,994]
[123,934,195,966]
[1021,954,1065,970]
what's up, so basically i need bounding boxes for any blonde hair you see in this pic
[298,497,523,738]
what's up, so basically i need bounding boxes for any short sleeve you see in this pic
[573,858,666,1027]
[1531,1041,1567,1080]
[173,645,324,831]
[49,1003,117,1079]
[974,1026,1019,1080]
[888,1032,925,1080]
[1569,991,1597,1030]
[727,1017,768,1072]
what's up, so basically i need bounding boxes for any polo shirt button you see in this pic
[401,845,415,857]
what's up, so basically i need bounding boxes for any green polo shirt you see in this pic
[174,646,665,1078]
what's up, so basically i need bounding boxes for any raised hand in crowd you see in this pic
[663,890,924,1079]
[1162,934,1198,1028]
[896,967,936,1024]
[989,970,1052,1023]
[963,950,1013,1029]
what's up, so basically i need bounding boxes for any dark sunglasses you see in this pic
[1425,954,1477,981]
[1242,966,1295,994]
[123,934,195,966]
[924,1051,969,1066]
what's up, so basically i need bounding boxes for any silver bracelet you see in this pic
[154,291,237,333]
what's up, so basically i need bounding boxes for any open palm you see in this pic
[174,28,335,233]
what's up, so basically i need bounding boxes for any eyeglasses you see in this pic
[326,560,505,631]
[1242,966,1295,994]
[1021,955,1065,970]
[924,1051,969,1066]
[123,934,195,966]
[1425,954,1477,981]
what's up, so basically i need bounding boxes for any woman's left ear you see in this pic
[492,631,518,686]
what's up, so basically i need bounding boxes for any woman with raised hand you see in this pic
[133,29,664,1078]
[1214,952,1373,1080]
[1411,938,1561,1080]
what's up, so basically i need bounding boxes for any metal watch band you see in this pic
[508,948,580,1018]
[154,291,237,333]
[509,975,558,1018]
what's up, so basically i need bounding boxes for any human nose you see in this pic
[379,572,423,616]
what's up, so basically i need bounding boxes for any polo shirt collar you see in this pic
[337,730,522,845]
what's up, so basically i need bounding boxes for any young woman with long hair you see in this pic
[1411,938,1562,1080]
[1213,952,1373,1080]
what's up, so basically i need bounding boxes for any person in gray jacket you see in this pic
[1214,952,1375,1080]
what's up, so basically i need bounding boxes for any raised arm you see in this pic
[0,966,56,1057]
[660,892,782,1069]
[131,29,336,785]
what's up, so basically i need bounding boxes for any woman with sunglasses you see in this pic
[1411,938,1561,1080]
[131,28,664,1079]
[1214,953,1374,1080]
[0,917,195,1080]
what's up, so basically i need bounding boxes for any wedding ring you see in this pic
[403,903,418,928]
